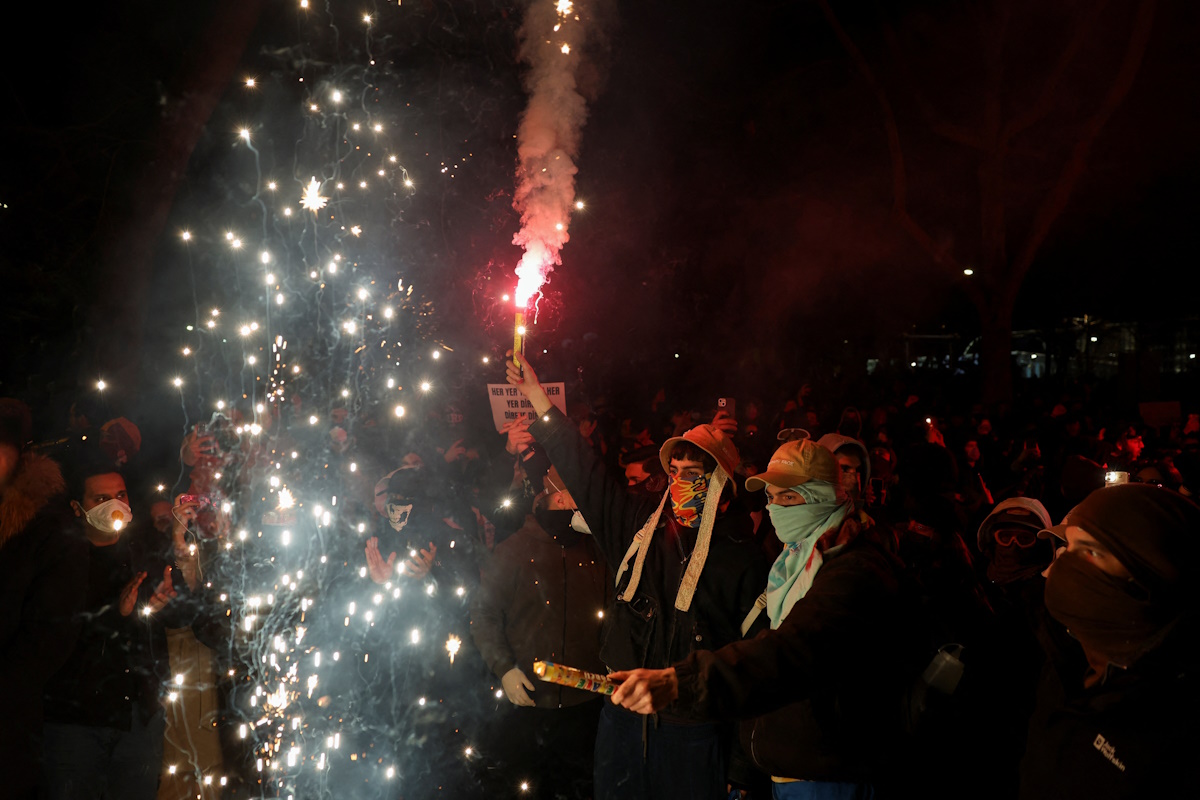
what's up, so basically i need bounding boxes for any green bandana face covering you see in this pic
[766,483,843,542]
[764,481,848,628]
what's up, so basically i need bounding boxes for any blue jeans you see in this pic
[772,779,876,800]
[41,708,166,800]
[594,703,728,800]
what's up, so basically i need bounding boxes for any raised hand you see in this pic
[365,537,397,584]
[180,425,218,467]
[171,495,200,547]
[502,418,534,455]
[119,572,148,616]
[403,542,438,579]
[146,566,179,614]
[443,439,468,464]
[711,410,738,435]
[504,351,553,415]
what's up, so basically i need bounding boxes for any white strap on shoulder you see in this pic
[614,531,644,588]
[740,592,768,637]
[615,490,669,597]
[674,465,728,613]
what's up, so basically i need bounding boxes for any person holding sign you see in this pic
[505,354,768,800]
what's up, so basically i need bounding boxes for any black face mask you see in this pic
[1044,551,1169,667]
[534,508,583,548]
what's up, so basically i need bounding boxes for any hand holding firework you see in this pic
[532,660,616,696]
[608,667,680,716]
[505,351,553,416]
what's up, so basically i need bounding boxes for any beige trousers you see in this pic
[156,627,226,800]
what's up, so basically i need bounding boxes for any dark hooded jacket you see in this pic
[1020,484,1200,799]
[671,530,911,784]
[530,407,768,682]
[1019,615,1199,799]
[0,453,88,795]
[471,514,611,708]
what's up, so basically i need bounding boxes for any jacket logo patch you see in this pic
[1093,734,1126,772]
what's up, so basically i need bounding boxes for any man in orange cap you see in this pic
[506,355,768,800]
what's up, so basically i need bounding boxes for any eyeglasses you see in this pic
[994,529,1038,548]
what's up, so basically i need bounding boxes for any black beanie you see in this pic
[1053,483,1200,608]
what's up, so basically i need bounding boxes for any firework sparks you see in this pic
[300,177,328,212]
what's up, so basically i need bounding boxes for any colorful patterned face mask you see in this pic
[669,473,709,528]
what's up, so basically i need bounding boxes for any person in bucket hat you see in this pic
[607,438,909,798]
[506,353,768,800]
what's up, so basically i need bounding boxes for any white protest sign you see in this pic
[487,383,567,432]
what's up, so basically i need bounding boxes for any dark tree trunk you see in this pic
[977,293,1014,407]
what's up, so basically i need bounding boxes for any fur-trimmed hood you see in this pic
[0,452,66,548]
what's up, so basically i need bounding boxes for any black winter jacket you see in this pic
[672,535,910,783]
[0,454,88,797]
[471,515,610,708]
[530,407,768,677]
[1018,617,1200,799]
[42,524,200,730]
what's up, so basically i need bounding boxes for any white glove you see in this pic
[501,667,536,707]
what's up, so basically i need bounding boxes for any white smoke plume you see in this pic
[512,0,594,309]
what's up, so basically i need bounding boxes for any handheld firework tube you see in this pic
[513,309,527,367]
[532,660,616,696]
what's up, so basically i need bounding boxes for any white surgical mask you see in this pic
[85,499,133,534]
[570,510,592,535]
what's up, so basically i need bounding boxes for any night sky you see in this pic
[3,0,1198,435]
[2,4,1198,794]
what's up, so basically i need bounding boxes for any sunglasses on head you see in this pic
[994,528,1038,548]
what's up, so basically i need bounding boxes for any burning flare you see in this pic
[511,0,592,312]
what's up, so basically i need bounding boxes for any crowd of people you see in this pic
[2,351,1198,800]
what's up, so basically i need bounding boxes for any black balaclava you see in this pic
[1044,484,1200,667]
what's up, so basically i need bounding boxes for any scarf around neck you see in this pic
[765,481,848,628]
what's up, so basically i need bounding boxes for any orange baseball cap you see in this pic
[745,439,840,493]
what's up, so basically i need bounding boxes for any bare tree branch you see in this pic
[817,0,983,305]
[88,0,268,379]
[879,18,988,151]
[1001,0,1110,144]
[1009,0,1156,290]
